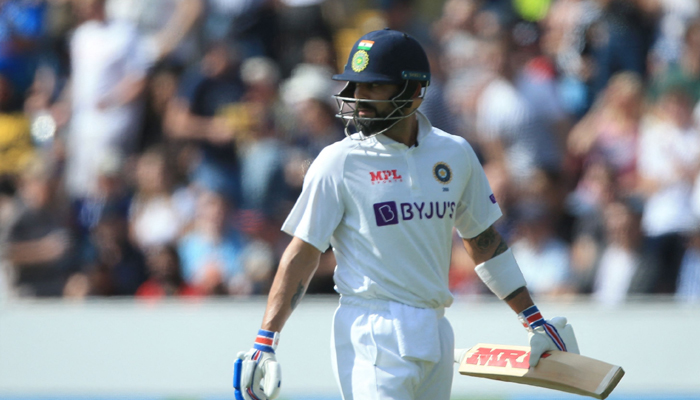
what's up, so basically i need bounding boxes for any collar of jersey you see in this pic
[372,110,432,148]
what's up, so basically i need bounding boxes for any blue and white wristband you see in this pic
[253,329,280,353]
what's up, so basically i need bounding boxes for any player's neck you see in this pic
[382,114,419,147]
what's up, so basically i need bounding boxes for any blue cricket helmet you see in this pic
[332,29,431,139]
[333,28,431,85]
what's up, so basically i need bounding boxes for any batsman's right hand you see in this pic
[454,348,470,364]
[233,330,282,400]
[518,306,580,367]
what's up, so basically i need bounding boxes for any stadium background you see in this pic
[0,0,699,399]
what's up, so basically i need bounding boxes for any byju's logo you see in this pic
[373,201,399,226]
[373,200,456,227]
[369,170,403,184]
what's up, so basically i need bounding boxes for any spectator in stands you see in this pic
[63,0,150,201]
[289,97,343,158]
[472,36,561,186]
[0,74,33,175]
[280,37,338,134]
[138,63,183,152]
[81,210,147,296]
[129,146,186,251]
[0,176,17,298]
[679,161,700,302]
[381,0,433,46]
[514,22,572,170]
[439,17,488,139]
[588,0,656,97]
[0,0,47,108]
[568,72,644,193]
[588,199,659,305]
[510,201,573,297]
[200,0,276,60]
[568,160,616,279]
[637,88,700,293]
[568,159,616,218]
[236,240,277,295]
[233,57,297,244]
[6,158,72,297]
[136,244,200,299]
[274,0,333,77]
[540,0,600,116]
[676,231,700,303]
[649,3,699,81]
[432,0,481,45]
[177,190,248,295]
[239,56,288,136]
[107,0,204,66]
[649,18,700,104]
[164,42,244,204]
[73,151,132,265]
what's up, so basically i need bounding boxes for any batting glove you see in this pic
[518,305,580,367]
[454,348,469,364]
[233,329,282,400]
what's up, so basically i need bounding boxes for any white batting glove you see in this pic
[233,329,282,400]
[454,348,469,364]
[518,305,580,367]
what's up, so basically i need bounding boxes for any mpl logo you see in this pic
[369,170,403,184]
[465,347,530,369]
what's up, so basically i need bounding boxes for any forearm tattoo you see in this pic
[493,239,509,257]
[468,226,509,259]
[470,226,498,252]
[290,281,305,310]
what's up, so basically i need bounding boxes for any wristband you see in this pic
[253,329,280,353]
[518,305,545,330]
[474,248,527,300]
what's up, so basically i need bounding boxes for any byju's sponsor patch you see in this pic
[373,201,399,226]
[373,201,457,227]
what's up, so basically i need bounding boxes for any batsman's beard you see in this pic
[353,102,405,137]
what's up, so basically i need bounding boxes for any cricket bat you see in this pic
[458,343,624,399]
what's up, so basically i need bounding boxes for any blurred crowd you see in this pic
[1,0,700,305]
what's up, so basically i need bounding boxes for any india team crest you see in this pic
[433,162,452,184]
[352,50,369,72]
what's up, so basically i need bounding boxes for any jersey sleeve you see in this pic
[454,140,502,239]
[281,145,346,252]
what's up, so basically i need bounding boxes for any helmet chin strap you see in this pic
[334,80,426,140]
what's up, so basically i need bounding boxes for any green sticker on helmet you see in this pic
[401,71,430,81]
[352,50,369,72]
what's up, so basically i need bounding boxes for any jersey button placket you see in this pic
[405,146,421,195]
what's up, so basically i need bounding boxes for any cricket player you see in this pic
[233,29,579,400]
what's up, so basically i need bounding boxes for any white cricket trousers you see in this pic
[331,296,455,400]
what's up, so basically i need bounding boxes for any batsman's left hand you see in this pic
[519,306,579,367]
[234,349,281,400]
[233,329,282,400]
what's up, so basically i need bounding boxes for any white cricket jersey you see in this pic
[282,112,502,308]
